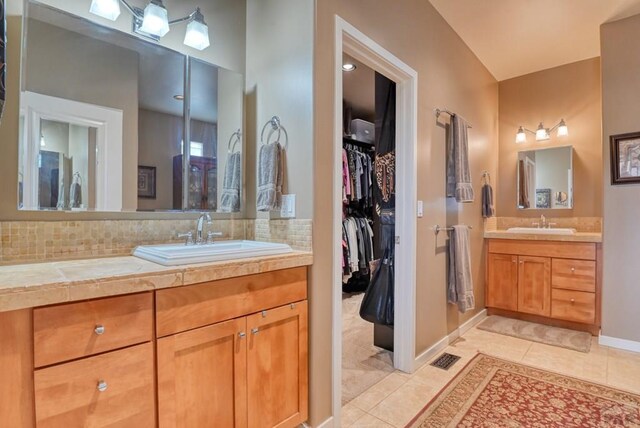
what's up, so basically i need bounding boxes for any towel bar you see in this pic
[434,224,473,235]
[434,108,473,128]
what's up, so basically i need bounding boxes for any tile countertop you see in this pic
[484,230,602,243]
[0,251,313,313]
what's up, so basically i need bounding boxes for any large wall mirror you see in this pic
[17,0,244,213]
[517,146,574,210]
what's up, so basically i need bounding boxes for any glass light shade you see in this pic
[184,20,210,50]
[89,0,121,21]
[557,119,569,137]
[515,126,527,143]
[139,2,170,37]
[535,123,549,141]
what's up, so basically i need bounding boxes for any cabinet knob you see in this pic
[97,380,108,392]
[94,325,105,335]
[238,332,246,338]
[519,261,524,264]
[570,299,576,303]
[251,328,259,335]
[571,267,576,273]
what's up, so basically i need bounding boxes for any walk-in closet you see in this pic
[341,54,397,405]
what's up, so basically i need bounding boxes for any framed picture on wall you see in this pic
[535,188,551,209]
[138,166,156,199]
[610,132,640,185]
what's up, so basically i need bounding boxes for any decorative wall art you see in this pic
[610,132,640,185]
[138,166,156,199]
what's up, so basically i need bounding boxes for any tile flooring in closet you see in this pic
[341,322,640,427]
[342,292,394,405]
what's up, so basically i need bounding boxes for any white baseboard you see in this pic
[459,309,488,336]
[304,416,334,428]
[413,309,488,371]
[599,334,640,353]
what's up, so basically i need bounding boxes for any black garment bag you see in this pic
[359,240,394,326]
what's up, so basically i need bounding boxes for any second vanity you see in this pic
[485,230,602,335]
[0,252,312,428]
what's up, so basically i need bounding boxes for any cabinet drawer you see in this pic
[552,259,596,292]
[156,267,307,337]
[551,289,595,324]
[35,342,156,428]
[34,292,153,367]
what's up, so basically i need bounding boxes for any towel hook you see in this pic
[227,129,242,154]
[260,116,289,149]
[481,170,491,185]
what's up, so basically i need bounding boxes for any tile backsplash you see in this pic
[0,219,312,264]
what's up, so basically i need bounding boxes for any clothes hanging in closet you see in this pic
[342,217,375,282]
[342,147,374,209]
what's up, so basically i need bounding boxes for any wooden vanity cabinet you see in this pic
[156,267,309,428]
[486,239,601,334]
[0,267,309,428]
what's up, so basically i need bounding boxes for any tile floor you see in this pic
[341,322,640,427]
[342,293,394,405]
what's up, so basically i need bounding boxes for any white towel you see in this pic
[446,115,474,203]
[218,152,241,213]
[448,225,475,313]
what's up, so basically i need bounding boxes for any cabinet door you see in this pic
[247,301,308,428]
[487,253,518,311]
[517,256,551,317]
[157,318,247,428]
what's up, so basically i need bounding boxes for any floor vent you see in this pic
[430,352,461,370]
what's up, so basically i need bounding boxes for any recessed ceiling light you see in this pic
[342,63,357,72]
[174,94,184,101]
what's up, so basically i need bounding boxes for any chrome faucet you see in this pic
[196,213,212,244]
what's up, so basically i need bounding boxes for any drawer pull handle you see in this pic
[261,311,267,318]
[571,267,576,273]
[97,380,108,392]
[290,303,296,309]
[570,299,576,303]
[251,328,259,335]
[94,325,105,335]
[238,332,246,338]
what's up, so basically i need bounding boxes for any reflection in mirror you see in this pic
[18,1,244,213]
[517,146,573,210]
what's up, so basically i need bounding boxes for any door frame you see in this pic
[332,15,418,421]
[20,91,123,211]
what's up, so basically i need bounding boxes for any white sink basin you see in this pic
[506,227,577,235]
[133,240,293,266]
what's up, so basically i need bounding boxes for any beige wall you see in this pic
[312,1,499,424]
[600,14,640,343]
[245,0,314,220]
[497,58,602,217]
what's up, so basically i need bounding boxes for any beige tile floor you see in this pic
[342,293,395,405]
[341,322,640,427]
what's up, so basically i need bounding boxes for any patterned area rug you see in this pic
[477,315,592,353]
[407,354,640,427]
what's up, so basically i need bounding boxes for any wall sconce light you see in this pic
[515,119,568,143]
[89,0,211,50]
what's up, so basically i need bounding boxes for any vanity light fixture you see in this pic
[342,63,357,72]
[515,119,569,143]
[89,0,211,50]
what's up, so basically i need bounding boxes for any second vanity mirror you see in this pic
[517,146,573,210]
[17,1,244,213]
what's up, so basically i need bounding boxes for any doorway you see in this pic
[332,16,418,423]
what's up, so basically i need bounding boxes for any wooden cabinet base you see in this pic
[487,308,600,336]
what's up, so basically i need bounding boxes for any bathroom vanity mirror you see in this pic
[17,1,244,213]
[517,146,573,210]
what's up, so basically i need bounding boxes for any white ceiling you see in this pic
[429,0,640,81]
